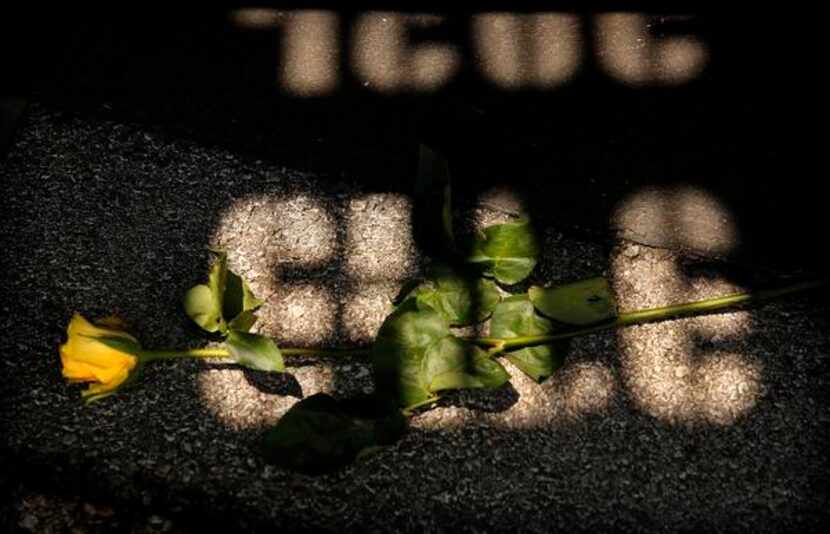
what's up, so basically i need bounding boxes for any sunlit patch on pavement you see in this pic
[612,187,760,425]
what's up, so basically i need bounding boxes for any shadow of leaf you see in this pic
[438,380,520,413]
[241,368,304,398]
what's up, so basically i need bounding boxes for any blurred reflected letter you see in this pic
[351,13,459,93]
[472,13,582,89]
[596,14,707,86]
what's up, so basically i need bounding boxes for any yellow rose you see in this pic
[60,313,141,402]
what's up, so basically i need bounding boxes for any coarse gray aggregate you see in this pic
[2,105,829,532]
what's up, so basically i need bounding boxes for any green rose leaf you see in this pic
[373,299,509,408]
[93,335,143,357]
[223,270,265,329]
[207,249,229,332]
[227,310,257,333]
[183,250,265,336]
[421,335,510,392]
[466,218,539,285]
[183,250,230,334]
[391,278,422,307]
[397,264,501,326]
[529,277,617,325]
[414,144,457,259]
[373,300,449,408]
[261,393,407,474]
[490,295,562,382]
[225,331,284,372]
[183,284,224,333]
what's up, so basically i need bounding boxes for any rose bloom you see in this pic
[60,313,140,401]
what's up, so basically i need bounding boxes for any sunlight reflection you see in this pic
[351,12,459,92]
[232,8,706,94]
[472,13,581,89]
[343,281,402,343]
[213,194,337,269]
[199,366,335,430]
[695,353,762,425]
[613,185,739,255]
[473,187,526,226]
[413,360,617,431]
[230,7,282,30]
[212,194,339,346]
[345,193,415,282]
[612,188,761,425]
[596,13,708,86]
[203,191,414,427]
[556,362,617,417]
[468,189,618,429]
[258,283,338,345]
[205,184,756,431]
[280,11,339,96]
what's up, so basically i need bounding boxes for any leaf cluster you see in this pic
[183,250,284,372]
[195,147,619,474]
[372,146,618,410]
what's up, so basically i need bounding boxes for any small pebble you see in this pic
[19,515,38,530]
[623,244,641,258]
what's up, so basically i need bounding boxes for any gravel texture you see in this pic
[2,105,829,532]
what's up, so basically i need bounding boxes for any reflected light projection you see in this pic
[260,284,338,344]
[280,11,339,96]
[351,13,459,92]
[613,185,738,255]
[211,194,341,346]
[596,13,708,86]
[343,281,404,343]
[472,13,581,89]
[344,193,415,341]
[413,360,617,431]
[200,366,336,430]
[201,192,416,428]
[202,184,755,430]
[555,362,618,417]
[230,7,282,29]
[415,189,618,431]
[211,194,337,269]
[345,193,414,282]
[612,186,761,425]
[230,9,339,95]
[472,187,527,229]
[231,8,707,95]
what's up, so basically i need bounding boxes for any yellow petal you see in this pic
[81,365,131,397]
[94,316,127,329]
[60,354,97,381]
[62,314,138,369]
[81,339,134,369]
[87,360,131,384]
[60,313,139,394]
[67,313,136,342]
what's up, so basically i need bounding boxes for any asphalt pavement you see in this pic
[1,5,828,532]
